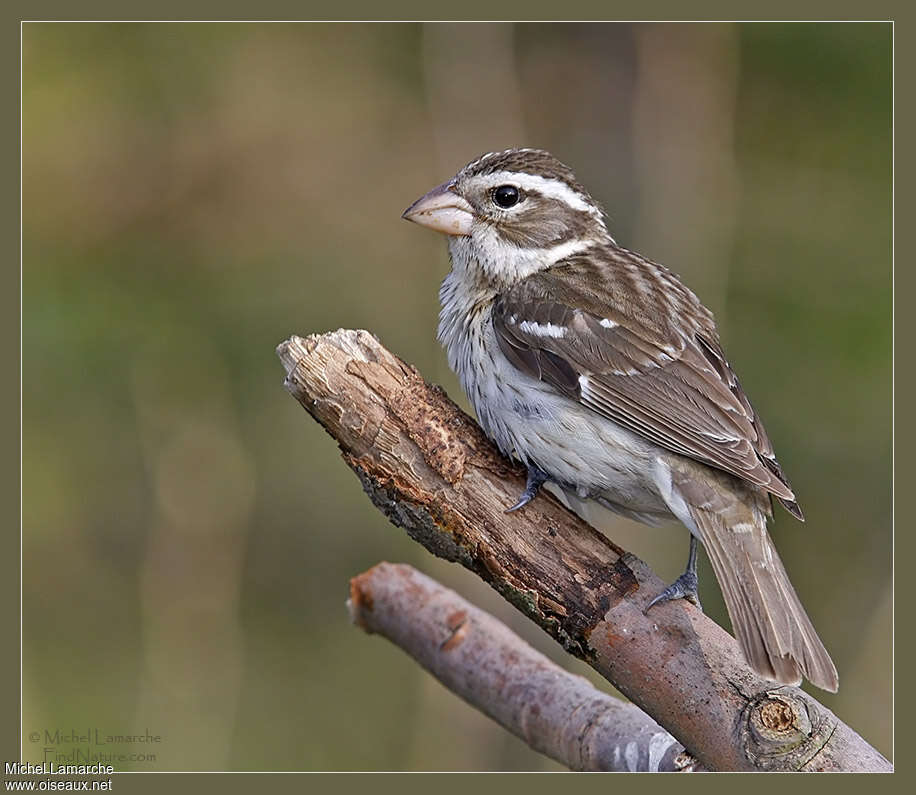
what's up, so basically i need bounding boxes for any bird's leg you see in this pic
[645,535,702,612]
[505,465,550,513]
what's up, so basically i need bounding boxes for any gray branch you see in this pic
[278,329,891,772]
[349,561,701,771]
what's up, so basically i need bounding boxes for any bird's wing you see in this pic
[491,245,802,516]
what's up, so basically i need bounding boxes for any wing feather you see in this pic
[492,246,801,512]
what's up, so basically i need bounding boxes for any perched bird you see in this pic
[402,148,838,692]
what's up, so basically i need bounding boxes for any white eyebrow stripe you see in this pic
[517,320,566,338]
[479,171,599,215]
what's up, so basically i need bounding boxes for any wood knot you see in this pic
[739,691,833,769]
[759,699,795,732]
[440,610,469,651]
[748,694,810,747]
[446,609,468,630]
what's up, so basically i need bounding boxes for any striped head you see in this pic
[403,149,612,290]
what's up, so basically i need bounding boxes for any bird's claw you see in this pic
[644,570,702,613]
[505,466,549,513]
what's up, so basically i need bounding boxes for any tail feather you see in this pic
[660,458,838,692]
[695,508,837,690]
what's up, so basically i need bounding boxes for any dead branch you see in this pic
[277,329,891,772]
[349,561,701,771]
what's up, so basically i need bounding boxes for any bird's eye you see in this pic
[493,185,520,208]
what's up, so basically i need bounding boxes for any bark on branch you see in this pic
[277,329,891,772]
[349,561,701,771]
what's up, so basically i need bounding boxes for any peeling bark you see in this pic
[277,329,891,772]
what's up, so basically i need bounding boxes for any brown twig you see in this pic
[277,329,891,772]
[349,561,700,771]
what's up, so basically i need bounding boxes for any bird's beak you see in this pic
[402,180,474,236]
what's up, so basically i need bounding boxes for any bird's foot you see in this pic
[505,466,549,513]
[644,570,702,613]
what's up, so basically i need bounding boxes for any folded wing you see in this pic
[491,246,802,517]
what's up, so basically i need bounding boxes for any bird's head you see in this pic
[402,149,611,288]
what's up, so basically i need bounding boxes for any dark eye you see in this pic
[493,185,520,208]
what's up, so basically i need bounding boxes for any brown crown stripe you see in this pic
[462,149,602,209]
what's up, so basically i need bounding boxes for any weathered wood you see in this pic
[277,329,891,772]
[349,561,701,771]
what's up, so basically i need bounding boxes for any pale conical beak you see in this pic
[402,180,474,236]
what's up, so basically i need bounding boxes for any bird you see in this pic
[401,148,838,693]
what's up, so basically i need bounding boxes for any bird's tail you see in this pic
[662,459,839,692]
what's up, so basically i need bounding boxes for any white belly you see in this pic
[438,275,672,523]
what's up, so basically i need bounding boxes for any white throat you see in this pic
[446,233,593,292]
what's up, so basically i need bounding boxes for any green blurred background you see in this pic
[22,22,891,771]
